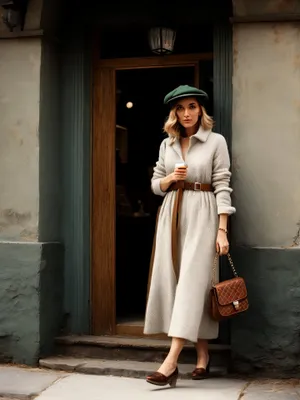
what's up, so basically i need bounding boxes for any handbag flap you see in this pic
[214,277,247,306]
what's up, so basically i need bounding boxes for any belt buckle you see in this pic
[194,182,201,191]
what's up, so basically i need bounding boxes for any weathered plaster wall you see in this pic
[0,242,63,365]
[231,247,300,376]
[0,38,41,241]
[0,0,64,365]
[232,22,300,247]
[231,18,300,375]
[0,243,40,364]
[233,0,300,17]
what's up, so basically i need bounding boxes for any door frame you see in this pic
[91,52,213,335]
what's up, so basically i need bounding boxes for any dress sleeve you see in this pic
[151,140,167,197]
[212,135,236,215]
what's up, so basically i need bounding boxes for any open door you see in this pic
[92,53,213,336]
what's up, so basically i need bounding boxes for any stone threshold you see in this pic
[40,356,227,380]
[56,335,230,351]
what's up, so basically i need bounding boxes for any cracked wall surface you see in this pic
[0,39,41,241]
[231,1,300,375]
[0,242,63,365]
[0,0,64,365]
[232,22,300,247]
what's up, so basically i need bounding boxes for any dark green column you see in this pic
[213,23,233,150]
[61,31,91,333]
[213,23,233,344]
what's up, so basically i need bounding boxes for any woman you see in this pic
[144,85,236,387]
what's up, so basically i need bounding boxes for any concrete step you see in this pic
[39,356,227,380]
[55,335,230,366]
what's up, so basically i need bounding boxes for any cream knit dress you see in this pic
[144,126,236,342]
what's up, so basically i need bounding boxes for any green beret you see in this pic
[164,85,208,106]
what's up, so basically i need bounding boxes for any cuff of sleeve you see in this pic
[152,179,167,197]
[218,206,236,215]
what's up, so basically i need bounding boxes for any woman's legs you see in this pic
[157,337,185,376]
[195,339,209,368]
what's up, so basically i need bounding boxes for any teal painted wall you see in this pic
[0,242,63,365]
[39,37,62,242]
[60,30,91,334]
[213,23,233,345]
[231,247,300,376]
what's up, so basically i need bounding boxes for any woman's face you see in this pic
[175,97,201,129]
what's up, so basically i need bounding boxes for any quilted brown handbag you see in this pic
[210,253,249,321]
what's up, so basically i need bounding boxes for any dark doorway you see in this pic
[115,66,209,330]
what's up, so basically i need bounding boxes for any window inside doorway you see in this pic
[115,65,213,328]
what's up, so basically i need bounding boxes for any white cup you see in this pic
[175,162,187,169]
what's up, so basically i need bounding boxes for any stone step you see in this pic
[54,335,230,366]
[39,356,227,380]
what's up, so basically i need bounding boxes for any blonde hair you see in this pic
[163,103,214,142]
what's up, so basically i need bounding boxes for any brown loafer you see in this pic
[192,359,210,380]
[146,367,179,387]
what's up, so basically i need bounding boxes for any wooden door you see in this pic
[92,67,116,334]
[92,53,213,335]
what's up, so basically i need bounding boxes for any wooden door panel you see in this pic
[92,67,116,334]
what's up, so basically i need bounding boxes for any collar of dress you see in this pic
[167,125,211,146]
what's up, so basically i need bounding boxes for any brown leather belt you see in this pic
[169,181,213,281]
[169,181,213,192]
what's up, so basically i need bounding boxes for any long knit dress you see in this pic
[144,126,236,343]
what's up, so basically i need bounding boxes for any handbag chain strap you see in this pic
[212,253,239,286]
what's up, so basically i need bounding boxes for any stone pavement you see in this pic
[0,365,300,400]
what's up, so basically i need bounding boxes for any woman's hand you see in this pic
[216,230,229,255]
[171,167,188,181]
[159,167,188,192]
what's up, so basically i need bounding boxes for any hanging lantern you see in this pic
[148,27,176,55]
[0,0,27,31]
